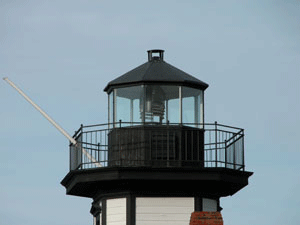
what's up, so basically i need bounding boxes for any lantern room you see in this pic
[103,50,209,167]
[105,49,208,127]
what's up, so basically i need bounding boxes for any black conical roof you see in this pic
[104,50,209,92]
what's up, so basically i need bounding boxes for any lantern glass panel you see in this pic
[164,85,180,124]
[108,91,114,126]
[114,86,143,125]
[182,87,204,127]
[142,85,180,124]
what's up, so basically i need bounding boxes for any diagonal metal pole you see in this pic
[3,77,101,167]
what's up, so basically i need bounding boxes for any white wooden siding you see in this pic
[106,198,127,225]
[202,198,217,212]
[136,197,194,225]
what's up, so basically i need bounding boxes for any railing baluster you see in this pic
[233,138,236,170]
[242,132,245,171]
[215,121,218,168]
[225,139,227,169]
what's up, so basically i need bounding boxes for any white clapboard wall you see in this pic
[136,197,194,225]
[107,198,127,225]
[104,197,217,225]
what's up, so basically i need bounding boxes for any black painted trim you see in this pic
[61,167,253,199]
[102,199,106,225]
[217,198,223,212]
[194,197,203,212]
[127,195,136,225]
[90,201,101,217]
[95,191,205,200]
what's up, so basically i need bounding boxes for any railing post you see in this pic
[224,139,227,169]
[80,123,83,130]
[242,130,245,171]
[215,121,218,168]
[69,143,72,171]
[98,142,100,163]
[80,124,83,169]
[79,125,83,170]
[233,137,236,170]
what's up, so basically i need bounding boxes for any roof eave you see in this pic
[104,80,208,93]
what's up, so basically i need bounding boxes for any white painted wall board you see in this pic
[136,206,192,214]
[136,197,193,225]
[138,222,189,225]
[136,197,193,207]
[107,198,126,225]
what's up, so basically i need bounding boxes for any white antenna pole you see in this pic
[3,77,101,167]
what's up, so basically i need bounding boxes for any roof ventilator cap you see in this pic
[147,49,164,62]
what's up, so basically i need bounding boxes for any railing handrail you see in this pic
[79,121,243,131]
[226,129,244,144]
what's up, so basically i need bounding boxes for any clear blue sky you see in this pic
[1,1,300,224]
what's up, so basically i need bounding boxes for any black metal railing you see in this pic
[69,122,245,171]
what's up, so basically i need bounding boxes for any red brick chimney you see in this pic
[190,212,223,225]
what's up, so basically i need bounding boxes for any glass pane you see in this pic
[167,98,179,123]
[109,91,114,126]
[182,95,195,124]
[200,91,204,125]
[182,87,203,127]
[115,86,142,124]
[133,99,141,122]
[143,85,167,123]
[164,85,180,124]
[142,85,180,124]
[116,93,130,123]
